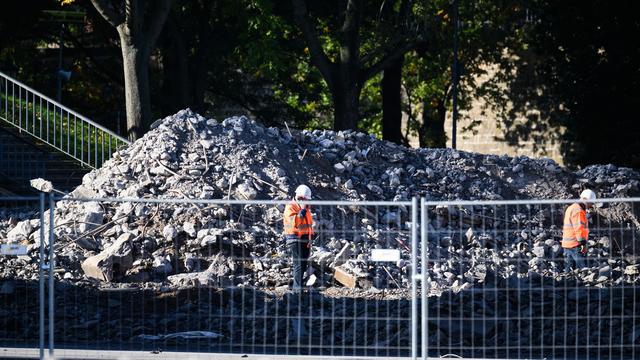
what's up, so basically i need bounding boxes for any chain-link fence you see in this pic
[0,195,639,359]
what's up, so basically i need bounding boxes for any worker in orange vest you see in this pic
[283,184,314,291]
[562,189,599,272]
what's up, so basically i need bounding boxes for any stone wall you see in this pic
[443,108,564,165]
[403,61,565,165]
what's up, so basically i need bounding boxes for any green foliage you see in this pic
[359,74,384,139]
[400,0,524,147]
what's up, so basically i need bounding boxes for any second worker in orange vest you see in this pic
[561,189,599,272]
[283,184,315,291]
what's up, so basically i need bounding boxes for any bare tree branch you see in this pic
[292,0,336,89]
[90,0,124,28]
[64,29,124,86]
[360,40,416,84]
[124,0,137,34]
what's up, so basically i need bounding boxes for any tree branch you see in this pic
[292,0,336,89]
[64,29,124,86]
[124,0,138,34]
[90,0,124,28]
[144,0,173,50]
[359,40,416,84]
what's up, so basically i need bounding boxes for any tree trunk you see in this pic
[420,98,447,148]
[120,40,151,141]
[381,57,403,144]
[332,81,360,131]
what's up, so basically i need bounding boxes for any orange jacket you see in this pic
[562,203,588,249]
[283,200,314,240]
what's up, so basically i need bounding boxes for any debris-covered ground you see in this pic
[1,109,639,292]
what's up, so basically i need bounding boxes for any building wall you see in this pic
[404,61,565,165]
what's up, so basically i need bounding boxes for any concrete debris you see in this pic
[330,243,351,268]
[6,220,33,242]
[81,233,134,282]
[0,109,638,296]
[78,202,104,233]
[334,265,358,289]
[29,178,53,193]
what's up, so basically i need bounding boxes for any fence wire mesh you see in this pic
[0,195,639,359]
[47,197,415,357]
[0,195,46,355]
[418,198,639,360]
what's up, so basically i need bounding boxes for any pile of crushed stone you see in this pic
[1,109,639,293]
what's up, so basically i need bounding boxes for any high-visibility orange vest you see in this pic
[562,203,588,249]
[283,200,314,240]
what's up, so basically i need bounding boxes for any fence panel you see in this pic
[420,198,640,360]
[4,193,638,359]
[49,197,416,357]
[0,195,47,357]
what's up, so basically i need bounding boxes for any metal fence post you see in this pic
[39,193,45,360]
[420,197,428,360]
[48,194,55,358]
[411,197,418,360]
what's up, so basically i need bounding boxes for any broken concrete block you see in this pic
[81,232,134,282]
[235,181,257,200]
[7,220,33,242]
[153,256,173,275]
[334,266,357,288]
[167,271,213,287]
[78,202,104,233]
[330,243,351,268]
[163,225,178,241]
[309,247,333,267]
[183,221,197,237]
[29,178,53,193]
[200,235,218,247]
[306,274,317,286]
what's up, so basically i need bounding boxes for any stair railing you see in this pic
[0,71,130,169]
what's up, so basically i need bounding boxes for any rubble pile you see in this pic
[1,109,639,293]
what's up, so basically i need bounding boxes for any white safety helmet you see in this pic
[295,184,312,199]
[580,189,602,207]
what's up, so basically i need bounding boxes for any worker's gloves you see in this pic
[298,208,307,218]
[580,244,588,255]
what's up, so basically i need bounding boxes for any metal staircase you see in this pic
[0,71,130,193]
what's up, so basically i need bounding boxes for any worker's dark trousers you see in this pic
[564,247,586,272]
[288,240,310,290]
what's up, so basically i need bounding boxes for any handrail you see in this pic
[0,71,130,169]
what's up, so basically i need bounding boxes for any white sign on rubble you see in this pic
[1,244,28,256]
[371,249,400,262]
